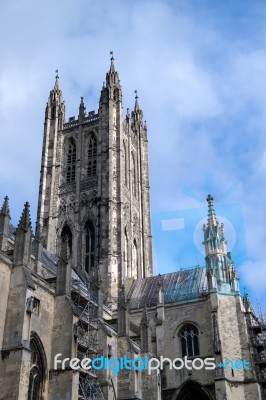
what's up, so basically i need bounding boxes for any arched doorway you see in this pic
[173,380,213,400]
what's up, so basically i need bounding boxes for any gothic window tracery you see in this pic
[66,139,76,183]
[88,134,97,177]
[179,324,199,357]
[85,220,95,274]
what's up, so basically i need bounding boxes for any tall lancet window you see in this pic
[61,225,72,259]
[85,221,95,274]
[66,139,76,183]
[88,134,97,177]
[132,152,137,197]
[123,141,128,186]
[132,239,138,279]
[124,229,129,277]
[27,336,45,400]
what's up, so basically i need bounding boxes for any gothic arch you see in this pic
[172,380,213,400]
[27,332,47,400]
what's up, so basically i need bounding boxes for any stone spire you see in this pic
[54,70,59,91]
[13,202,33,266]
[203,195,239,294]
[206,194,218,227]
[106,51,120,87]
[131,90,144,130]
[203,195,227,256]
[0,196,11,252]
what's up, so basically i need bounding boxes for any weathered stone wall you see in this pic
[0,256,11,348]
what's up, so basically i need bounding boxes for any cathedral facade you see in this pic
[0,58,265,400]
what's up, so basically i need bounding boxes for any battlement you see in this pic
[63,110,99,129]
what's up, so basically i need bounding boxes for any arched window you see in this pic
[88,135,97,177]
[132,239,138,279]
[85,221,95,274]
[131,152,137,197]
[179,324,199,357]
[61,225,72,259]
[123,141,128,186]
[66,139,76,183]
[124,229,129,277]
[27,336,45,400]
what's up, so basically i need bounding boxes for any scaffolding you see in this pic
[244,295,266,400]
[71,272,105,400]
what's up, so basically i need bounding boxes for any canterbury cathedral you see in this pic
[0,58,265,400]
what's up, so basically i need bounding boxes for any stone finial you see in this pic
[54,69,59,90]
[0,196,10,217]
[109,50,116,74]
[34,223,42,242]
[17,202,32,233]
[134,90,140,111]
[0,196,11,252]
[140,306,151,352]
[13,202,32,266]
[157,274,164,305]
[141,306,149,327]
[118,284,127,309]
[79,96,85,119]
[118,284,129,336]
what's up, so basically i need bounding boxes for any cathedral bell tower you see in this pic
[36,56,153,304]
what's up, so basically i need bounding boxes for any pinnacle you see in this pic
[206,194,218,227]
[0,196,10,217]
[109,51,116,73]
[54,69,59,90]
[118,284,127,308]
[35,223,42,242]
[134,90,140,111]
[17,202,32,232]
[141,306,149,325]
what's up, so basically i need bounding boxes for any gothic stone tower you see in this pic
[36,57,153,303]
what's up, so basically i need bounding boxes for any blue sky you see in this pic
[0,0,265,314]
